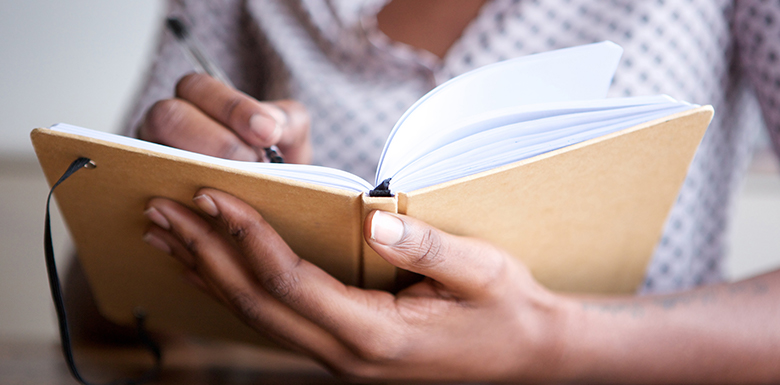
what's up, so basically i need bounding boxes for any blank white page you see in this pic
[390,102,694,192]
[49,124,374,192]
[375,41,624,185]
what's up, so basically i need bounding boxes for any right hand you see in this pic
[139,73,312,164]
[143,189,567,382]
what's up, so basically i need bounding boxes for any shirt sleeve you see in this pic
[734,0,780,157]
[121,0,274,137]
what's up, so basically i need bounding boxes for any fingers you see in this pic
[142,198,351,360]
[141,193,547,381]
[145,190,408,363]
[139,98,260,161]
[140,73,312,164]
[187,190,405,348]
[175,73,284,148]
[272,99,312,164]
[364,211,511,299]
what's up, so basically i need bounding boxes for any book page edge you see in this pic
[31,128,361,200]
[403,105,714,198]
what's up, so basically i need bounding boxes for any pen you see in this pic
[166,17,284,163]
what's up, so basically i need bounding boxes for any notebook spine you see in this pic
[359,194,398,290]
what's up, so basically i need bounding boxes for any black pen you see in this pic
[166,17,284,163]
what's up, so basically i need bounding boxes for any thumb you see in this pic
[364,210,509,297]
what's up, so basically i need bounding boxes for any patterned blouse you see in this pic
[124,0,780,294]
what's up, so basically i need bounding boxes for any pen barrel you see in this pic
[178,36,234,87]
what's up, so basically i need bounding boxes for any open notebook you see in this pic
[48,41,694,195]
[33,41,713,342]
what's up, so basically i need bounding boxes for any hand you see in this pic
[142,189,568,382]
[139,73,312,164]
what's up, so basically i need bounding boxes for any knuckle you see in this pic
[325,331,408,380]
[214,140,247,160]
[227,290,264,323]
[224,209,260,243]
[396,299,441,325]
[352,330,407,363]
[471,242,510,294]
[178,225,216,257]
[228,223,249,242]
[182,236,198,255]
[175,73,208,98]
[220,95,246,124]
[263,267,302,303]
[412,229,445,268]
[143,99,186,141]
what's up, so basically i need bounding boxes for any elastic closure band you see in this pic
[368,178,393,197]
[45,157,162,385]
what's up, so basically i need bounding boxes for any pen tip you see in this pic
[166,17,188,39]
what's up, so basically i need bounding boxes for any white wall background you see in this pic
[0,0,163,339]
[0,0,163,158]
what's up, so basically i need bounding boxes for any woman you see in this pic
[101,0,780,381]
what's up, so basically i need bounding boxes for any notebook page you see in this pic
[49,124,374,192]
[375,41,624,185]
[385,96,676,184]
[391,102,695,192]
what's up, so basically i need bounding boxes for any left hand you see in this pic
[142,188,568,382]
[138,73,312,164]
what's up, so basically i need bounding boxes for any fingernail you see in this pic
[249,114,281,142]
[144,207,170,230]
[193,194,219,217]
[143,232,171,254]
[370,211,405,245]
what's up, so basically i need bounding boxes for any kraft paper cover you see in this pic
[398,106,713,293]
[32,129,363,342]
[31,105,712,344]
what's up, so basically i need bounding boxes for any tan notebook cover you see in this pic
[31,106,712,343]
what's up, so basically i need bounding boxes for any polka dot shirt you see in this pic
[125,0,780,294]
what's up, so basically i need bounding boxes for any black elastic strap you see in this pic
[45,157,162,385]
[368,178,393,197]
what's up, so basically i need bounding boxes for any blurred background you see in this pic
[0,0,163,340]
[1,1,779,342]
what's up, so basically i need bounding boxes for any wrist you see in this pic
[503,284,580,383]
[548,295,597,383]
[522,292,614,384]
[548,294,641,383]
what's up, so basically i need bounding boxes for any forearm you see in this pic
[554,270,780,383]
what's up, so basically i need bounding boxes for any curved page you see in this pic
[392,104,694,192]
[49,124,374,192]
[386,96,685,191]
[375,41,624,184]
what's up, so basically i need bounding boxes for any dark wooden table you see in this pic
[0,337,349,384]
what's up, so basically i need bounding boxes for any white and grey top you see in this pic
[124,0,780,294]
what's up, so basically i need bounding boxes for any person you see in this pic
[100,0,780,382]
